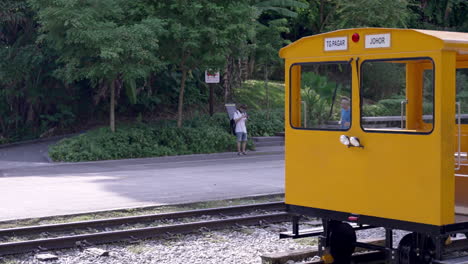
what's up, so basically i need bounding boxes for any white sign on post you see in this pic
[324,37,348,51]
[205,71,220,83]
[365,33,391,49]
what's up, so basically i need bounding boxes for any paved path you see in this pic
[0,139,57,170]
[0,143,284,221]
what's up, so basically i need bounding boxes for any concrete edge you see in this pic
[0,193,285,224]
[50,149,284,166]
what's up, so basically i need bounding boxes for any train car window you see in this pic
[360,58,434,134]
[456,68,468,119]
[289,62,352,130]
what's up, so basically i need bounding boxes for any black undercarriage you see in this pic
[280,205,468,264]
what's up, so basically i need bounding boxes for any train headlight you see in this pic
[339,135,350,146]
[350,137,361,147]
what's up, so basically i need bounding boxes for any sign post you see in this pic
[205,71,220,116]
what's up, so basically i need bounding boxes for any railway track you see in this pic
[0,201,288,256]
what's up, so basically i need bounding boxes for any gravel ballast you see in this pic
[3,223,316,264]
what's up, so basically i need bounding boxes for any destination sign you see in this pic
[365,33,391,48]
[324,37,348,51]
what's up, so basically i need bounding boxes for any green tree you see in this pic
[330,0,413,29]
[411,0,468,31]
[153,0,255,127]
[254,0,308,18]
[255,18,289,111]
[251,0,304,109]
[287,0,338,38]
[286,0,415,41]
[29,0,166,132]
[0,0,52,139]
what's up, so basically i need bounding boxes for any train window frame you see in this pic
[456,67,468,120]
[359,57,436,135]
[288,60,353,132]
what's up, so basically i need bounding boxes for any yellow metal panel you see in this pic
[280,29,445,59]
[415,30,468,45]
[285,126,444,225]
[438,51,457,225]
[283,38,456,225]
[458,60,468,67]
[290,65,301,127]
[406,63,424,130]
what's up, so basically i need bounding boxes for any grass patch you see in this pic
[234,80,284,110]
[0,194,284,229]
[0,258,20,264]
[294,237,318,247]
[128,243,150,254]
[238,228,256,235]
[204,233,228,243]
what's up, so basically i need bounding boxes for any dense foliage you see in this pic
[49,108,284,162]
[49,125,235,162]
[233,80,284,110]
[1,0,467,147]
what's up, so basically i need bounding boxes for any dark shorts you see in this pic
[236,132,247,142]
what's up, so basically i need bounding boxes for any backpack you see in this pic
[229,110,240,135]
[230,118,236,135]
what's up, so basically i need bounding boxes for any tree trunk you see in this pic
[443,0,452,29]
[209,83,214,116]
[110,80,116,132]
[237,58,243,89]
[223,56,231,103]
[264,64,270,119]
[248,56,255,78]
[320,0,324,26]
[222,56,233,103]
[26,103,34,123]
[0,115,5,135]
[177,69,188,128]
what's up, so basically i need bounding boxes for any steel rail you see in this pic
[0,201,285,238]
[0,212,290,256]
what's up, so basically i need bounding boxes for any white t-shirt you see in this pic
[233,110,247,133]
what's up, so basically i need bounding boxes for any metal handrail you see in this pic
[456,102,461,171]
[302,101,307,128]
[400,99,408,129]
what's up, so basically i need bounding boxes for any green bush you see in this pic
[362,95,406,117]
[185,109,284,137]
[184,112,231,132]
[362,103,389,117]
[247,109,284,137]
[49,125,238,162]
[0,136,9,145]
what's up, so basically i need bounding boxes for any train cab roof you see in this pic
[279,28,468,59]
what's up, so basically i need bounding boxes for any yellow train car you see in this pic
[279,28,468,264]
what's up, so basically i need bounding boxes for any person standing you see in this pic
[340,97,351,129]
[233,104,248,155]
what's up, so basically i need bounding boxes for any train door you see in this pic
[454,63,468,214]
[355,57,441,225]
